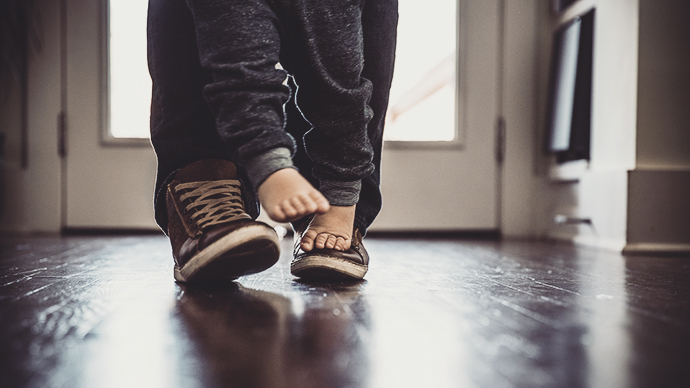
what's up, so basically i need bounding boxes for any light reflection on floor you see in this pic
[3,235,689,388]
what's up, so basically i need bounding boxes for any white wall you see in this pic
[626,0,690,252]
[529,0,640,250]
[636,0,690,169]
[525,0,689,253]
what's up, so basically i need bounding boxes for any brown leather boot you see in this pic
[290,219,369,280]
[166,159,280,282]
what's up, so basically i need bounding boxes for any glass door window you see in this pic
[108,0,151,140]
[385,0,458,142]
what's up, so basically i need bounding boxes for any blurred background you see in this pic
[1,0,688,255]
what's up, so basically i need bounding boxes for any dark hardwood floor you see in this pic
[1,233,689,388]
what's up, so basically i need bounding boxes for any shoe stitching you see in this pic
[174,179,251,232]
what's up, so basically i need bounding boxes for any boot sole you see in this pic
[291,254,368,280]
[174,224,280,283]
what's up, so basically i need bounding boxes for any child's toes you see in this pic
[280,200,298,219]
[269,205,287,222]
[314,233,329,249]
[334,236,350,251]
[300,230,317,251]
[325,234,338,249]
[300,240,312,251]
[299,194,318,213]
[290,197,306,215]
[309,192,330,214]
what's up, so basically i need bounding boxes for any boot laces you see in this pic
[174,179,251,231]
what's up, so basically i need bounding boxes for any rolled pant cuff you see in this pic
[319,179,361,206]
[244,147,296,192]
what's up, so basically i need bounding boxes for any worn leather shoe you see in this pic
[166,159,280,282]
[291,221,369,280]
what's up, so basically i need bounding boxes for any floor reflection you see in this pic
[577,249,631,388]
[445,244,591,388]
[175,281,369,388]
[3,236,689,388]
[624,256,690,388]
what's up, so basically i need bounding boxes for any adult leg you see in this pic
[148,0,288,282]
[357,0,399,231]
[148,0,247,231]
[148,0,329,282]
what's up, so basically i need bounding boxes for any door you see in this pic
[65,0,158,230]
[63,0,500,232]
[371,0,500,231]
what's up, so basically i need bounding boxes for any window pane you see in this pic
[384,0,457,142]
[109,0,151,139]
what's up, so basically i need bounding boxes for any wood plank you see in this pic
[1,235,689,388]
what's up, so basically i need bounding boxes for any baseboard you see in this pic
[548,230,626,252]
[366,229,501,240]
[572,235,627,252]
[627,169,690,250]
[623,243,690,256]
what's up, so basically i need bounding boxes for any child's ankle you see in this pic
[318,179,362,207]
[243,147,295,192]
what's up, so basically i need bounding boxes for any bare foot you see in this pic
[300,204,356,252]
[257,168,330,222]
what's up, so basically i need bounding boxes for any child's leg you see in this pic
[181,0,328,222]
[276,0,376,250]
[283,0,399,247]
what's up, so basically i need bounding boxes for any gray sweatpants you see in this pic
[186,0,374,205]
